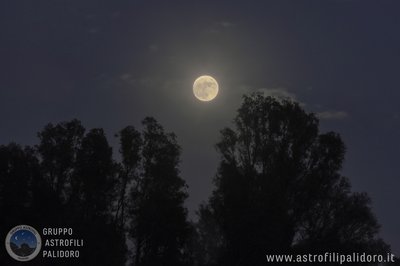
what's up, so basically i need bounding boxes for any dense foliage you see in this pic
[0,94,393,265]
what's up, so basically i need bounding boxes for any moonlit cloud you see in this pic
[257,88,297,102]
[218,21,235,28]
[254,88,348,120]
[205,20,236,34]
[149,44,159,52]
[119,75,156,87]
[316,111,348,120]
[88,28,100,34]
[119,73,132,81]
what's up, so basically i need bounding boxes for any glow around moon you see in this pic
[193,75,219,101]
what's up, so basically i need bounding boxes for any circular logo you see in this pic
[5,225,42,262]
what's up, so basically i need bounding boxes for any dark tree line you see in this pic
[0,94,395,265]
[0,118,189,266]
[194,94,392,266]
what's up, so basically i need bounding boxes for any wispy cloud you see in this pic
[205,20,236,34]
[218,21,235,28]
[119,74,158,88]
[257,88,297,101]
[316,111,348,120]
[148,44,159,52]
[244,87,347,120]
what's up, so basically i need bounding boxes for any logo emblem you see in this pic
[5,225,42,261]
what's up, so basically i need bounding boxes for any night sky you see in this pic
[1,0,399,255]
[10,230,37,248]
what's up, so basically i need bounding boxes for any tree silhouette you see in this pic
[6,121,126,266]
[196,93,389,266]
[0,143,59,265]
[1,118,193,266]
[0,110,392,266]
[0,144,36,217]
[73,128,116,218]
[69,128,126,266]
[115,126,142,230]
[128,117,190,266]
[37,119,85,201]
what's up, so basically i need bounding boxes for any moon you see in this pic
[193,75,219,101]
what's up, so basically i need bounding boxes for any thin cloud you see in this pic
[316,111,348,120]
[205,20,236,34]
[256,88,347,120]
[218,21,235,28]
[148,44,159,52]
[257,88,297,102]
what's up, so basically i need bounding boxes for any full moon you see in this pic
[193,75,219,101]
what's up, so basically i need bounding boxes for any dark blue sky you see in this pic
[10,230,36,248]
[1,0,399,255]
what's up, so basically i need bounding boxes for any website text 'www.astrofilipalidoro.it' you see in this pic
[265,252,396,264]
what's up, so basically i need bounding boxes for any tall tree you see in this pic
[129,117,190,266]
[73,128,115,218]
[0,144,41,224]
[36,121,126,266]
[197,93,389,266]
[0,143,60,266]
[37,119,85,201]
[115,126,142,230]
[72,128,126,266]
